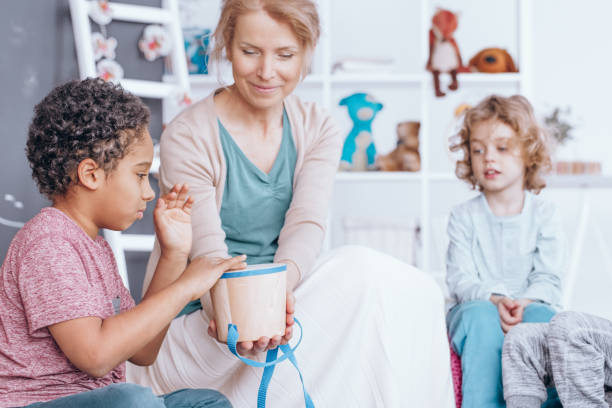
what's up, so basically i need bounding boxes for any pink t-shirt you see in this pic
[0,207,135,407]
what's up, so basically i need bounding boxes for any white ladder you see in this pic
[69,0,190,289]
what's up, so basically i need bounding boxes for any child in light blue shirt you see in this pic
[445,95,565,408]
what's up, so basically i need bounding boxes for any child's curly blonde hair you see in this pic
[450,94,552,194]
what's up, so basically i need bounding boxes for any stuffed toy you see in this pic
[339,93,383,171]
[184,28,211,74]
[376,121,421,172]
[426,8,466,97]
[468,48,518,73]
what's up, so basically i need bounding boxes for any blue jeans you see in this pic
[22,383,231,408]
[447,300,560,408]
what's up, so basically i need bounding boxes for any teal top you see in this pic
[178,109,297,317]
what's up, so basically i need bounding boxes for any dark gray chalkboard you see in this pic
[0,0,168,302]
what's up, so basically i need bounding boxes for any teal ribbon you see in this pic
[226,318,314,408]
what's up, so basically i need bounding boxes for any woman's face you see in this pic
[228,9,305,111]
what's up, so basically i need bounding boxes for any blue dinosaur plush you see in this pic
[339,93,383,171]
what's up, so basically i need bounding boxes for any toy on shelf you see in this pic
[468,48,518,73]
[184,28,211,74]
[553,161,602,175]
[376,121,421,172]
[426,8,466,98]
[339,93,383,171]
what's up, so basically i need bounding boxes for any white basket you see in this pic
[342,216,420,265]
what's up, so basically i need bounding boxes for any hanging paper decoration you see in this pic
[97,59,124,82]
[171,89,192,107]
[92,32,117,61]
[178,92,192,107]
[138,25,172,62]
[90,0,113,26]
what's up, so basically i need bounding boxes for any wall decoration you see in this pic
[92,32,117,60]
[96,58,124,81]
[89,0,113,26]
[139,25,173,62]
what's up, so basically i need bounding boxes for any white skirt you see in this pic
[128,246,455,408]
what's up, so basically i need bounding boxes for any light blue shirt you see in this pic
[446,192,565,309]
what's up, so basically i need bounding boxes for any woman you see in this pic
[129,1,454,406]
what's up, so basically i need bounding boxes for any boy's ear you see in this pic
[76,158,105,191]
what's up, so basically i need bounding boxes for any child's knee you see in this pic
[504,324,545,355]
[107,383,164,407]
[449,300,502,348]
[164,388,232,407]
[457,300,499,329]
[523,303,556,323]
[549,311,583,342]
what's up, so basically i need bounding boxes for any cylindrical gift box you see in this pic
[211,263,287,342]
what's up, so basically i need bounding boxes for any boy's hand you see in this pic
[154,184,194,258]
[207,289,296,355]
[181,255,247,302]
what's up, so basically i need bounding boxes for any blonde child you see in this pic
[0,78,245,407]
[445,95,564,408]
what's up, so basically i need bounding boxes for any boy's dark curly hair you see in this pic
[26,78,150,200]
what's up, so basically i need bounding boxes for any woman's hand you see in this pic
[154,184,194,259]
[207,289,296,355]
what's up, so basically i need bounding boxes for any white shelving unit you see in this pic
[162,0,533,285]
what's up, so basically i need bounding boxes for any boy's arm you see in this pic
[48,255,244,378]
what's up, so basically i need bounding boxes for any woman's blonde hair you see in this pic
[210,0,320,79]
[450,94,552,194]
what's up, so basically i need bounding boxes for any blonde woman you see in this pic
[129,1,454,406]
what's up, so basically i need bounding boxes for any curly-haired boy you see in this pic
[0,78,245,407]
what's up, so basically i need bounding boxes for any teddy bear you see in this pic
[339,93,383,171]
[426,8,466,97]
[375,121,421,172]
[468,48,518,73]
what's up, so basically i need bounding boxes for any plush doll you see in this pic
[339,93,383,171]
[468,48,518,73]
[376,121,421,172]
[185,28,211,74]
[426,8,465,97]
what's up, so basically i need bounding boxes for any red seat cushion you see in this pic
[450,343,462,408]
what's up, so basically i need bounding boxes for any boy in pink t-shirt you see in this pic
[0,78,245,408]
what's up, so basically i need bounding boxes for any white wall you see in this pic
[531,1,612,319]
[533,0,612,173]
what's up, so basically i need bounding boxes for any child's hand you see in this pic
[154,184,194,258]
[491,296,521,333]
[207,289,296,355]
[511,298,533,323]
[181,255,247,302]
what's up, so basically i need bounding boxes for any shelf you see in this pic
[546,174,612,188]
[434,72,523,84]
[330,73,423,85]
[335,171,421,181]
[166,72,522,88]
[335,172,457,182]
[334,172,612,187]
